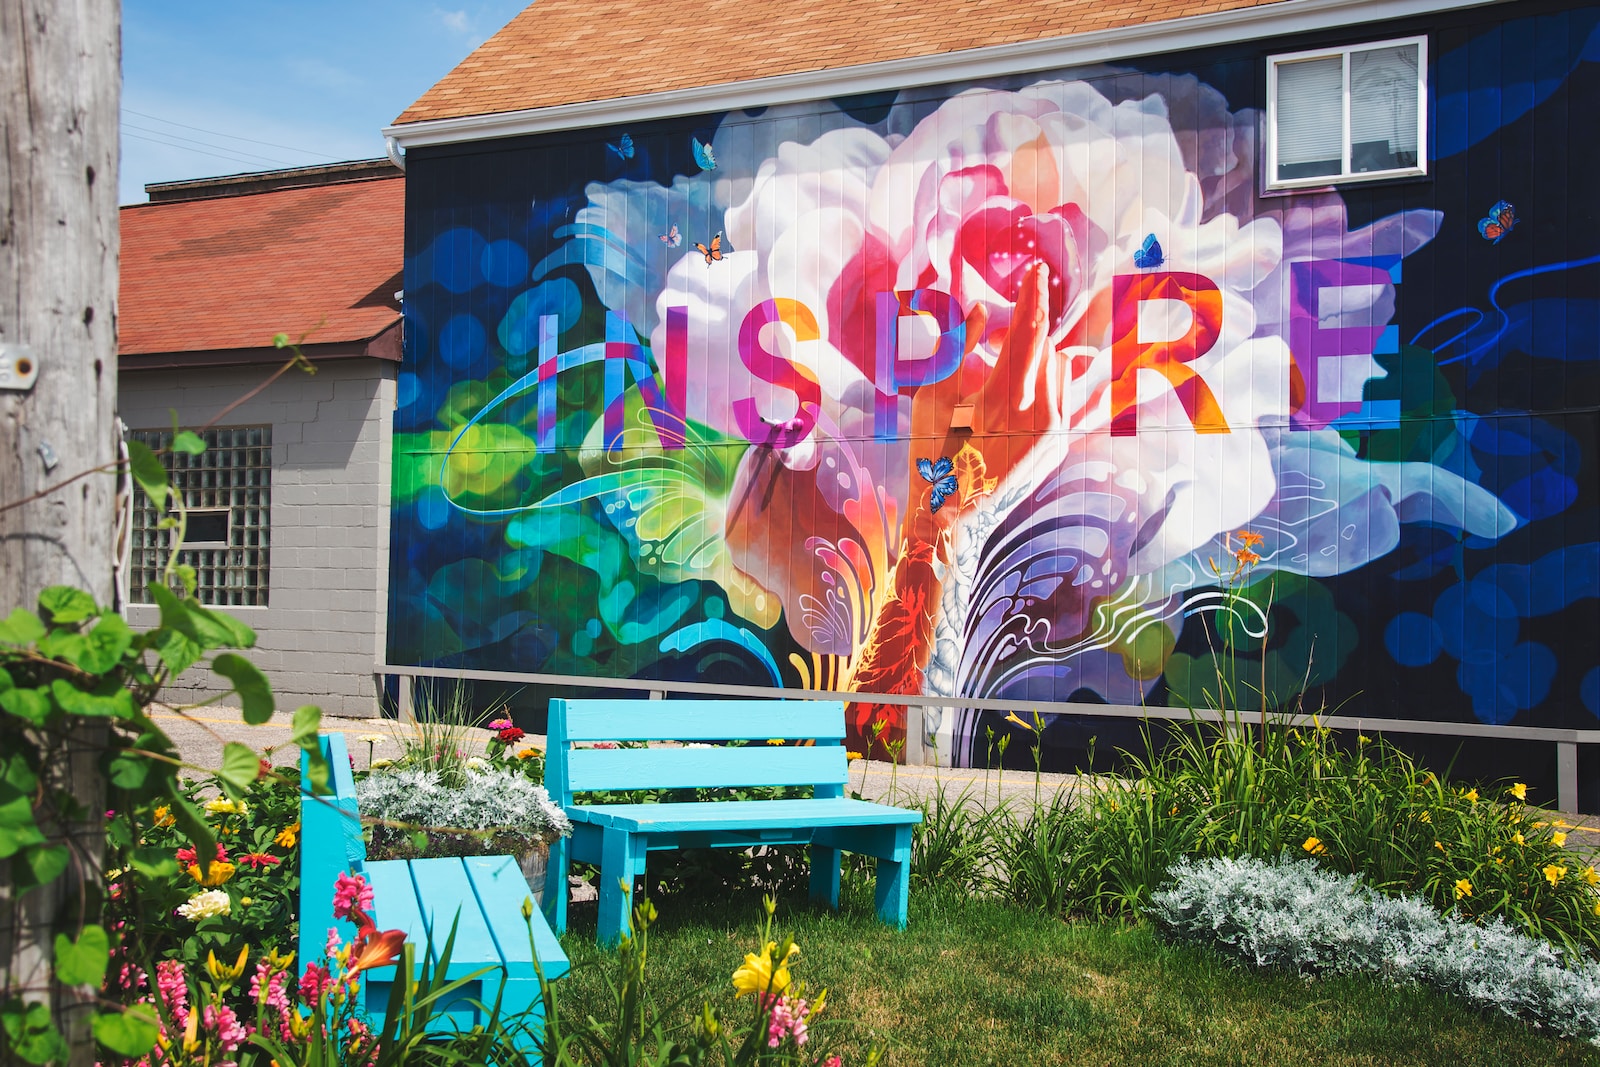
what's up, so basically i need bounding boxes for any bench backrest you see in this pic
[546,698,848,808]
[299,733,366,977]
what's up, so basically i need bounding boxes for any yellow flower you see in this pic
[1454,878,1472,900]
[1544,864,1567,887]
[846,751,864,762]
[370,758,395,770]
[1302,837,1326,856]
[517,747,541,760]
[274,822,299,848]
[1555,818,1571,828]
[1004,712,1032,731]
[1553,832,1568,847]
[1169,804,1179,816]
[1582,867,1599,887]
[1512,832,1525,846]
[204,797,249,817]
[1418,810,1431,824]
[732,940,799,998]
[1434,840,1445,852]
[187,861,237,887]
[356,733,387,745]
[104,867,124,881]
[1509,782,1527,801]
[1593,900,1600,918]
[1463,788,1478,804]
[205,946,249,983]
[1357,735,1371,746]
[766,739,786,746]
[152,805,176,828]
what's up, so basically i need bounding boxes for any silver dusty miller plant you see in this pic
[1149,853,1600,1046]
[357,765,572,840]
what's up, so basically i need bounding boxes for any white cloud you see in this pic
[437,8,471,33]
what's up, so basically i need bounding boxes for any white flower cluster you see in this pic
[356,765,571,840]
[1149,854,1600,1045]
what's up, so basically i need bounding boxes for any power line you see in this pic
[122,130,278,170]
[121,107,338,159]
[122,122,290,167]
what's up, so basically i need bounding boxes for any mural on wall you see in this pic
[391,4,1600,762]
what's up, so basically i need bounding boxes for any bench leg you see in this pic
[597,827,642,948]
[808,844,840,910]
[872,825,913,930]
[543,834,569,935]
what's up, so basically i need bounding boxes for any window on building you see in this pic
[1267,36,1426,189]
[129,426,271,606]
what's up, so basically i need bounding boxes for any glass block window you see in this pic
[1267,36,1426,189]
[129,426,271,606]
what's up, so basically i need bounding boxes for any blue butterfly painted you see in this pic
[606,133,635,160]
[691,136,717,171]
[1133,233,1164,270]
[917,457,958,513]
[1477,199,1516,244]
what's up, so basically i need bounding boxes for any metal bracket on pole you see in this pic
[0,344,39,392]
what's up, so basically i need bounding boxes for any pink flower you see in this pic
[204,1004,248,1052]
[176,842,228,866]
[239,852,281,870]
[487,718,514,730]
[764,993,811,1048]
[825,1057,842,1067]
[332,871,374,922]
[298,961,331,1002]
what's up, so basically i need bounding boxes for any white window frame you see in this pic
[1266,35,1428,191]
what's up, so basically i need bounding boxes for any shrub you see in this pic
[1057,717,1600,954]
[1150,854,1600,1046]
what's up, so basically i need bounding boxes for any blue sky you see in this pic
[120,1,529,203]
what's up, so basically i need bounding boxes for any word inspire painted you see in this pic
[453,261,1401,457]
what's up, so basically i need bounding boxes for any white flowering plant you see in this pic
[357,764,571,862]
[1149,853,1600,1046]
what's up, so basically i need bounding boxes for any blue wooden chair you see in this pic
[298,733,569,1043]
[541,698,923,946]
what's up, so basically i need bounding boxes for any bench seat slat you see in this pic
[561,699,844,742]
[409,858,507,979]
[569,797,922,834]
[568,744,846,792]
[364,859,429,980]
[461,856,570,983]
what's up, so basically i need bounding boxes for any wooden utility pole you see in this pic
[0,2,121,1064]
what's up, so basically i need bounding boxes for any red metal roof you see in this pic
[394,0,1293,124]
[119,168,404,358]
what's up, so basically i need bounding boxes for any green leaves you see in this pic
[127,439,169,511]
[2,1000,68,1064]
[54,925,110,986]
[213,653,274,724]
[0,608,45,647]
[0,754,43,859]
[38,586,98,625]
[219,741,263,792]
[171,430,206,455]
[91,1005,159,1057]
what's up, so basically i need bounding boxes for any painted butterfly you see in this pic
[1133,233,1165,270]
[1477,200,1516,244]
[691,136,717,171]
[659,223,682,248]
[917,456,959,513]
[693,231,731,265]
[606,133,635,160]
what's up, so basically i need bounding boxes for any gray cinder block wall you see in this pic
[120,359,394,718]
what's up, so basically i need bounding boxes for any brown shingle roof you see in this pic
[395,0,1291,125]
[119,170,404,358]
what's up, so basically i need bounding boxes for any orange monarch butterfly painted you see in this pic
[1478,200,1517,244]
[694,231,732,265]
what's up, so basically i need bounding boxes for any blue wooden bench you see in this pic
[298,733,569,1040]
[541,698,923,946]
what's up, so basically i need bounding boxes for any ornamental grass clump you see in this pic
[357,764,571,861]
[1058,714,1600,956]
[1150,854,1600,1046]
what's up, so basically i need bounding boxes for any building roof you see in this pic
[394,0,1291,125]
[119,160,404,365]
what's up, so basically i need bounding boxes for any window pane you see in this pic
[1276,55,1344,180]
[1350,43,1420,173]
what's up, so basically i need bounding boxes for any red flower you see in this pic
[347,924,406,975]
[239,852,281,870]
[498,727,525,744]
[176,842,228,866]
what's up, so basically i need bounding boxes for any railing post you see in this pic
[1558,741,1579,814]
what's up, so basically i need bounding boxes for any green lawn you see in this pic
[550,886,1600,1067]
